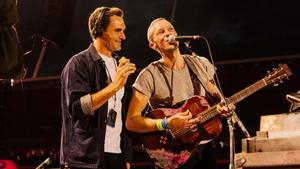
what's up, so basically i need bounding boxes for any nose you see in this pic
[165,30,175,39]
[120,32,126,40]
[165,32,174,42]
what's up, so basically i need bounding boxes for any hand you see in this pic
[216,103,236,117]
[113,57,136,89]
[167,110,195,129]
[126,162,130,169]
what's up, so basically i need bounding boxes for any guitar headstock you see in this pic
[264,64,292,86]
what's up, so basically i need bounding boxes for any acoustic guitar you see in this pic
[140,64,292,169]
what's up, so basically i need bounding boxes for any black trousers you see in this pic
[102,152,126,169]
[63,153,126,169]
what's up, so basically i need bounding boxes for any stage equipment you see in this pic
[235,113,300,168]
[286,90,300,112]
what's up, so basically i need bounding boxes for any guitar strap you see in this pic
[156,64,174,107]
[185,62,201,96]
[183,56,218,105]
[155,56,217,106]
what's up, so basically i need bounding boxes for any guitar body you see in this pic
[141,96,222,169]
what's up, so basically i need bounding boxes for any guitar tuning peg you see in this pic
[271,79,279,87]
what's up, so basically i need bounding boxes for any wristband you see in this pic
[162,118,168,130]
[156,118,168,131]
[156,119,164,131]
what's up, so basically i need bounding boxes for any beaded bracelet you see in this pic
[162,118,168,130]
[156,119,164,131]
[156,118,168,131]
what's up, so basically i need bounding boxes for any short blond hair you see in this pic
[147,18,167,42]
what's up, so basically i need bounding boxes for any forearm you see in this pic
[91,82,120,112]
[126,114,159,133]
[126,90,166,132]
[127,112,192,132]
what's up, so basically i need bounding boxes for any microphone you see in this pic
[112,52,121,61]
[168,35,202,43]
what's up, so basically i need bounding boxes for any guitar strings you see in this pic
[170,105,219,137]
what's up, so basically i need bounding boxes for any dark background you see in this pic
[1,0,300,168]
[16,0,300,74]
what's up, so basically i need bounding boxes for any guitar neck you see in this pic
[198,78,267,124]
[227,78,267,105]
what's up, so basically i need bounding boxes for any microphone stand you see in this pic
[183,39,250,169]
[227,112,235,169]
[35,157,51,169]
[231,110,251,138]
[227,109,250,169]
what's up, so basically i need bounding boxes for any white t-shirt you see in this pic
[100,53,124,153]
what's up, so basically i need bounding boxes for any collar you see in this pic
[87,43,103,62]
[87,43,120,62]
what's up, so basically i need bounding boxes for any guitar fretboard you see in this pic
[200,79,267,124]
[227,79,266,104]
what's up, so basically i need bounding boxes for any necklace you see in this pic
[100,55,118,109]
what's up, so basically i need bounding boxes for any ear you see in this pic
[99,32,108,41]
[149,41,156,50]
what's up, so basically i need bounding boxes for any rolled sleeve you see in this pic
[132,69,153,98]
[80,93,94,116]
[61,55,93,119]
